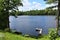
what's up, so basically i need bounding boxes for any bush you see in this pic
[49,28,58,40]
[11,29,22,35]
[4,28,10,32]
[24,34,30,37]
[14,32,22,35]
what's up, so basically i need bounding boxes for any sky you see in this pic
[18,0,57,11]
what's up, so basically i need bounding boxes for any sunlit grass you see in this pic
[0,32,5,40]
[0,32,60,40]
[0,32,36,40]
[38,35,50,40]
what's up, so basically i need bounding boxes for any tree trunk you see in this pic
[0,11,9,30]
[4,0,10,31]
[56,0,60,34]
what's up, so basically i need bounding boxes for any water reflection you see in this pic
[9,16,56,36]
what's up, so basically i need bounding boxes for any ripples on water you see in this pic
[9,16,56,36]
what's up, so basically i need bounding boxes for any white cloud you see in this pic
[53,7,58,10]
[31,2,42,10]
[46,3,58,7]
[22,0,31,7]
[45,3,58,10]
[18,0,58,11]
[18,0,31,11]
[18,0,43,11]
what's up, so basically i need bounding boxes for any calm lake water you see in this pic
[9,16,56,36]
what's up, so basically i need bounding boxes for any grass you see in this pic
[0,32,60,40]
[0,32,36,40]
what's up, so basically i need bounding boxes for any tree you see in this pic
[0,0,23,30]
[44,0,59,34]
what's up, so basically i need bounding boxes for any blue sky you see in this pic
[29,0,46,7]
[29,0,45,5]
[18,0,57,11]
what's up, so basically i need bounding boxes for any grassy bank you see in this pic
[0,32,60,40]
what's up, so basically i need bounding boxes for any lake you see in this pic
[9,15,56,36]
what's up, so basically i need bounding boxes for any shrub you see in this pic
[49,28,58,40]
[24,34,30,37]
[4,28,10,32]
[14,32,22,35]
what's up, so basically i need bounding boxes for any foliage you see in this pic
[0,0,23,30]
[45,0,58,4]
[13,9,58,15]
[0,32,60,40]
[4,28,10,32]
[44,0,59,36]
[49,28,58,40]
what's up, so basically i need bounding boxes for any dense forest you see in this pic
[10,8,58,16]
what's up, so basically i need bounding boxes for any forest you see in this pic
[10,9,58,16]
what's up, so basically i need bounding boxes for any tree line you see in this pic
[10,9,58,16]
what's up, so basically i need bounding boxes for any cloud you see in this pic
[18,0,31,11]
[53,7,58,10]
[18,0,44,11]
[45,3,58,10]
[18,0,58,11]
[46,3,58,8]
[31,2,42,10]
[22,0,31,7]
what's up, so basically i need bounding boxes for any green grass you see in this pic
[0,32,36,40]
[0,32,60,40]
